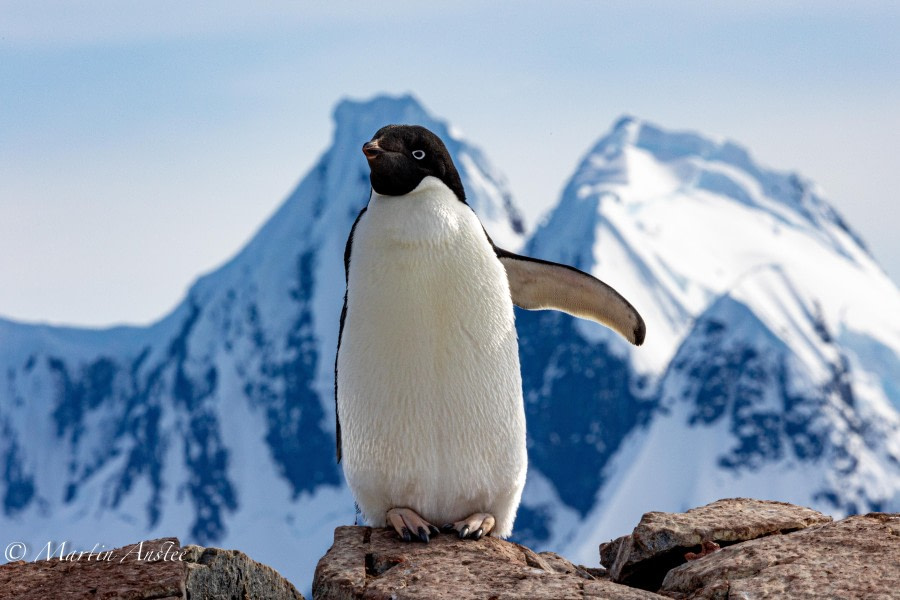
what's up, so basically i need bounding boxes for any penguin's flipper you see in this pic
[496,248,646,346]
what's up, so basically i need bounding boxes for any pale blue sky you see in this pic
[2,1,898,326]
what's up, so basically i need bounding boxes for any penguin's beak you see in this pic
[362,140,383,160]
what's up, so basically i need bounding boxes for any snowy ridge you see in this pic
[527,116,893,374]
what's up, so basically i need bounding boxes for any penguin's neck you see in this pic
[367,176,467,247]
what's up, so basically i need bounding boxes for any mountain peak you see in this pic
[332,94,438,142]
[527,114,890,378]
[564,116,867,261]
[330,93,469,159]
[591,115,728,162]
[335,93,427,120]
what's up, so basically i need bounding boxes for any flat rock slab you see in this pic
[600,498,832,591]
[0,537,303,600]
[313,526,667,600]
[660,512,900,599]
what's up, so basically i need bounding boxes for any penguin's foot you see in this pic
[440,513,496,540]
[386,507,439,543]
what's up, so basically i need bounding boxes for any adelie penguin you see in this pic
[335,124,645,543]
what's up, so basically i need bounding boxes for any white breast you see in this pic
[337,177,526,537]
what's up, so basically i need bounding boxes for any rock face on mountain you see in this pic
[0,538,303,600]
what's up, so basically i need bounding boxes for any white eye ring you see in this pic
[412,150,426,160]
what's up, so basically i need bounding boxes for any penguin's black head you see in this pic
[363,125,466,203]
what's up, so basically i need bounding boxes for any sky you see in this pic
[2,1,898,327]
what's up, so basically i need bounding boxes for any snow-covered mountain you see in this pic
[0,94,524,587]
[513,116,900,560]
[2,96,899,590]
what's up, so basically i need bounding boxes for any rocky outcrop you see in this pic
[19,500,890,599]
[182,543,304,599]
[600,498,833,590]
[0,538,303,600]
[660,512,900,599]
[314,500,900,599]
[313,526,665,599]
[599,499,900,598]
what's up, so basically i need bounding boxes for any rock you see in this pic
[600,498,832,591]
[660,512,900,599]
[313,526,666,600]
[183,543,304,599]
[0,537,304,599]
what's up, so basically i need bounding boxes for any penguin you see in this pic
[335,124,645,543]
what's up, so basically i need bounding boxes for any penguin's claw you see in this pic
[447,513,496,540]
[417,526,430,543]
[386,507,436,543]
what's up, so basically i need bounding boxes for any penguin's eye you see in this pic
[411,150,426,160]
